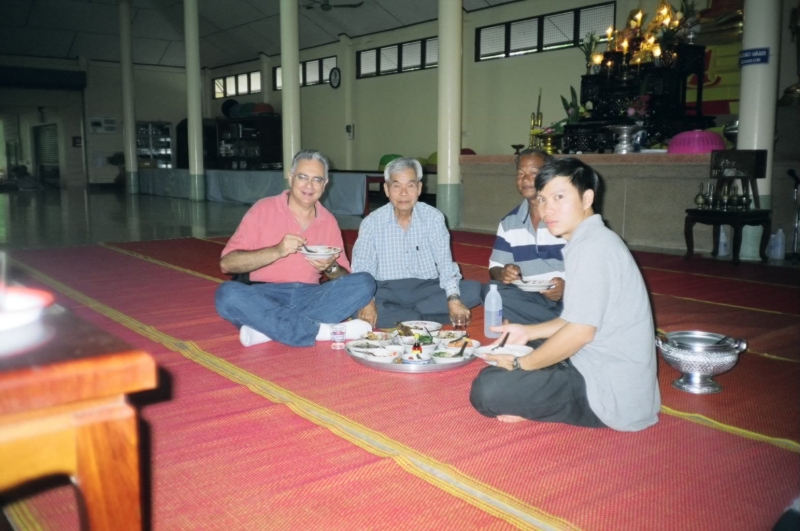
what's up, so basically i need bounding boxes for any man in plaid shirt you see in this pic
[352,158,481,329]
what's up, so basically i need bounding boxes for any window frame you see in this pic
[272,55,338,91]
[356,36,439,79]
[474,1,615,63]
[212,70,261,99]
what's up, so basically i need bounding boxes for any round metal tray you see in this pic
[344,348,477,373]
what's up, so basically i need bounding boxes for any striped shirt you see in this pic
[489,199,566,280]
[352,202,462,296]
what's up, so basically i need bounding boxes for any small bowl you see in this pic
[299,246,342,260]
[401,351,432,364]
[345,340,385,358]
[436,330,468,341]
[442,338,480,356]
[431,350,469,364]
[0,287,55,332]
[361,345,403,364]
[360,331,393,345]
[474,344,533,365]
[400,320,443,336]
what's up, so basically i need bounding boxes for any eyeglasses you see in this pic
[294,173,327,186]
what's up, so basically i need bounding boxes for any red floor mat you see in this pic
[9,246,800,531]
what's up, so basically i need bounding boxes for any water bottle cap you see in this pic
[490,284,497,291]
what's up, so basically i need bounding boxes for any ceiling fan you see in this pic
[303,0,364,11]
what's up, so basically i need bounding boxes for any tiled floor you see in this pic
[0,188,797,268]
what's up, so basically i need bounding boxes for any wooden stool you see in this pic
[684,208,771,264]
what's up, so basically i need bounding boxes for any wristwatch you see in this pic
[325,263,339,275]
[511,357,521,370]
[447,294,461,302]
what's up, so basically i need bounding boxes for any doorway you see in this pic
[33,123,59,188]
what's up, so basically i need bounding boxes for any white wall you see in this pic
[0,54,188,184]
[208,0,643,170]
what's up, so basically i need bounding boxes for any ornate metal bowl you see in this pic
[656,331,747,394]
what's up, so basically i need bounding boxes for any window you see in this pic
[475,2,615,62]
[357,37,438,78]
[272,55,338,90]
[212,70,261,99]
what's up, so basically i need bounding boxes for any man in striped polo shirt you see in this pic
[482,149,566,328]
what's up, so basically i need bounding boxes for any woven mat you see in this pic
[8,244,800,530]
[5,279,521,531]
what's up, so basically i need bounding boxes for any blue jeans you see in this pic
[215,272,376,347]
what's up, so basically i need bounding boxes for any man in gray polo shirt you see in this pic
[470,158,660,432]
[484,149,566,326]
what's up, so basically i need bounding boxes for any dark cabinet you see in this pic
[216,114,282,170]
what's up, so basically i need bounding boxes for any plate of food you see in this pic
[299,246,342,259]
[511,278,557,292]
[473,344,533,365]
[357,345,403,364]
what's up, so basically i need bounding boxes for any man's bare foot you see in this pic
[497,415,526,423]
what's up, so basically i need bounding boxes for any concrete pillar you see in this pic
[340,35,355,170]
[201,67,212,119]
[437,0,463,227]
[259,53,272,104]
[736,0,780,258]
[280,0,301,176]
[118,0,138,194]
[184,0,205,201]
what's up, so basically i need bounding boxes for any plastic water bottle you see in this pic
[484,284,503,338]
[774,229,786,260]
[767,234,777,259]
[718,228,730,257]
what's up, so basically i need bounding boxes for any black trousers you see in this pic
[470,359,606,428]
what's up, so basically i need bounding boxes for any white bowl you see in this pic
[299,246,342,260]
[431,349,469,364]
[441,338,480,355]
[0,287,55,332]
[436,330,468,341]
[400,320,443,336]
[474,344,533,365]
[360,331,393,345]
[360,345,403,364]
[345,340,384,358]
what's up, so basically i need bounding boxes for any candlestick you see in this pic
[536,88,541,118]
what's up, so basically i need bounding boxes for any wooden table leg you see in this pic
[711,224,721,257]
[684,217,695,259]
[731,223,744,265]
[759,219,771,263]
[74,400,142,531]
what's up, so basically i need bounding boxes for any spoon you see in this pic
[491,332,510,351]
[456,341,468,358]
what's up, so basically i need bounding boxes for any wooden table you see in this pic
[684,208,771,265]
[0,305,157,530]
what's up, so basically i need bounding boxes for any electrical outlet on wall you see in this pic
[345,124,355,139]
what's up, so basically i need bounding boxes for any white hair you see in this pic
[383,157,422,182]
[290,150,330,180]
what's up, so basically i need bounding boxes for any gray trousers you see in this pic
[480,281,562,326]
[374,278,483,329]
[470,359,606,428]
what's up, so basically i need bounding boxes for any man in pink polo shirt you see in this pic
[215,150,376,347]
